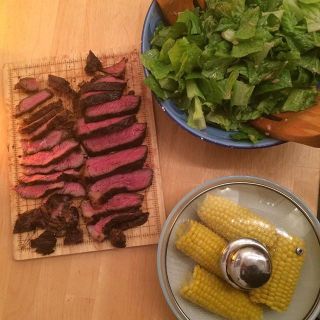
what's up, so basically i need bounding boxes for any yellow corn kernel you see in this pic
[181,265,263,320]
[250,233,305,312]
[197,195,278,248]
[176,220,227,277]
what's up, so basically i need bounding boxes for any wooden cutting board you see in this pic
[3,49,166,260]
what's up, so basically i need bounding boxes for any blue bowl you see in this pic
[141,1,284,149]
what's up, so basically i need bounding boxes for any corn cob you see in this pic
[197,195,278,248]
[181,265,263,320]
[175,220,227,277]
[250,233,305,312]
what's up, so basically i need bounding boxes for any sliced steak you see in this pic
[64,227,84,245]
[56,182,86,197]
[48,74,76,95]
[82,123,147,156]
[102,58,127,78]
[114,212,149,232]
[75,115,136,139]
[15,89,53,117]
[21,130,70,155]
[23,151,84,175]
[87,210,143,242]
[84,95,141,122]
[88,168,153,204]
[18,169,80,185]
[109,229,126,248]
[80,76,126,94]
[85,50,103,75]
[81,193,144,218]
[84,146,147,181]
[30,230,57,255]
[14,77,39,92]
[13,208,46,233]
[21,139,79,167]
[19,100,64,134]
[23,99,64,125]
[15,182,64,199]
[79,90,122,109]
[42,194,72,218]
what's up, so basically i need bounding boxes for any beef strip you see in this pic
[15,89,53,117]
[13,208,46,233]
[102,58,127,79]
[79,90,122,109]
[80,76,126,94]
[113,212,149,232]
[14,77,39,92]
[23,151,84,175]
[56,182,86,197]
[81,193,144,218]
[82,123,146,156]
[19,100,64,134]
[84,95,141,122]
[21,139,79,167]
[84,146,147,181]
[21,130,70,155]
[30,230,57,255]
[18,169,80,185]
[41,194,72,217]
[85,50,103,75]
[15,182,64,199]
[75,115,136,139]
[109,229,126,248]
[64,227,84,245]
[88,168,153,204]
[48,74,76,96]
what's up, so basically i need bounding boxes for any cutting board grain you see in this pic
[0,1,319,320]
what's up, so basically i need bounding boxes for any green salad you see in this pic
[142,0,320,143]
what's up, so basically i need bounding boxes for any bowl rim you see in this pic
[157,175,320,320]
[141,0,285,149]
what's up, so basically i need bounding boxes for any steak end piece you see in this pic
[14,77,39,92]
[102,58,127,79]
[64,227,84,245]
[30,230,57,255]
[85,50,103,75]
[109,229,126,248]
[13,208,46,233]
[15,89,53,117]
[88,168,153,205]
[48,74,76,96]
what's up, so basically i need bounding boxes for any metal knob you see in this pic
[221,238,272,290]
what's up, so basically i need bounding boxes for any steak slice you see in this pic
[42,194,72,218]
[13,208,46,233]
[109,229,126,248]
[23,151,84,175]
[102,58,127,79]
[18,169,80,185]
[88,168,153,204]
[15,89,53,117]
[21,139,79,167]
[84,146,147,181]
[75,115,136,139]
[64,227,84,245]
[79,90,122,109]
[14,77,39,92]
[19,100,64,134]
[15,182,64,199]
[23,99,64,125]
[84,95,141,122]
[85,50,103,75]
[21,130,70,155]
[80,76,126,94]
[87,210,144,242]
[82,123,147,156]
[81,193,144,218]
[30,230,57,255]
[48,74,76,96]
[56,182,86,197]
[114,212,149,232]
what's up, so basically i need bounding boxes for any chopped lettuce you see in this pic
[142,0,320,142]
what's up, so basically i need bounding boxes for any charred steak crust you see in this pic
[79,91,122,109]
[109,229,126,248]
[13,208,46,233]
[64,227,84,245]
[85,50,103,75]
[80,76,127,94]
[30,230,57,255]
[48,74,76,96]
[14,77,39,93]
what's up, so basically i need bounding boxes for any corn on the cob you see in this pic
[197,195,278,248]
[175,220,227,277]
[250,233,305,312]
[181,265,263,320]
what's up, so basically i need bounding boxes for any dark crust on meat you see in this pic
[76,115,136,139]
[79,91,122,109]
[14,77,39,92]
[30,230,57,255]
[64,227,84,245]
[48,74,76,96]
[109,229,126,248]
[19,101,64,134]
[85,50,103,75]
[13,208,46,233]
[115,212,149,231]
[79,81,126,95]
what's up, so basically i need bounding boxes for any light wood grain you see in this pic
[0,1,319,319]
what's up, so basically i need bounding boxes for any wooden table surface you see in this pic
[0,1,319,319]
